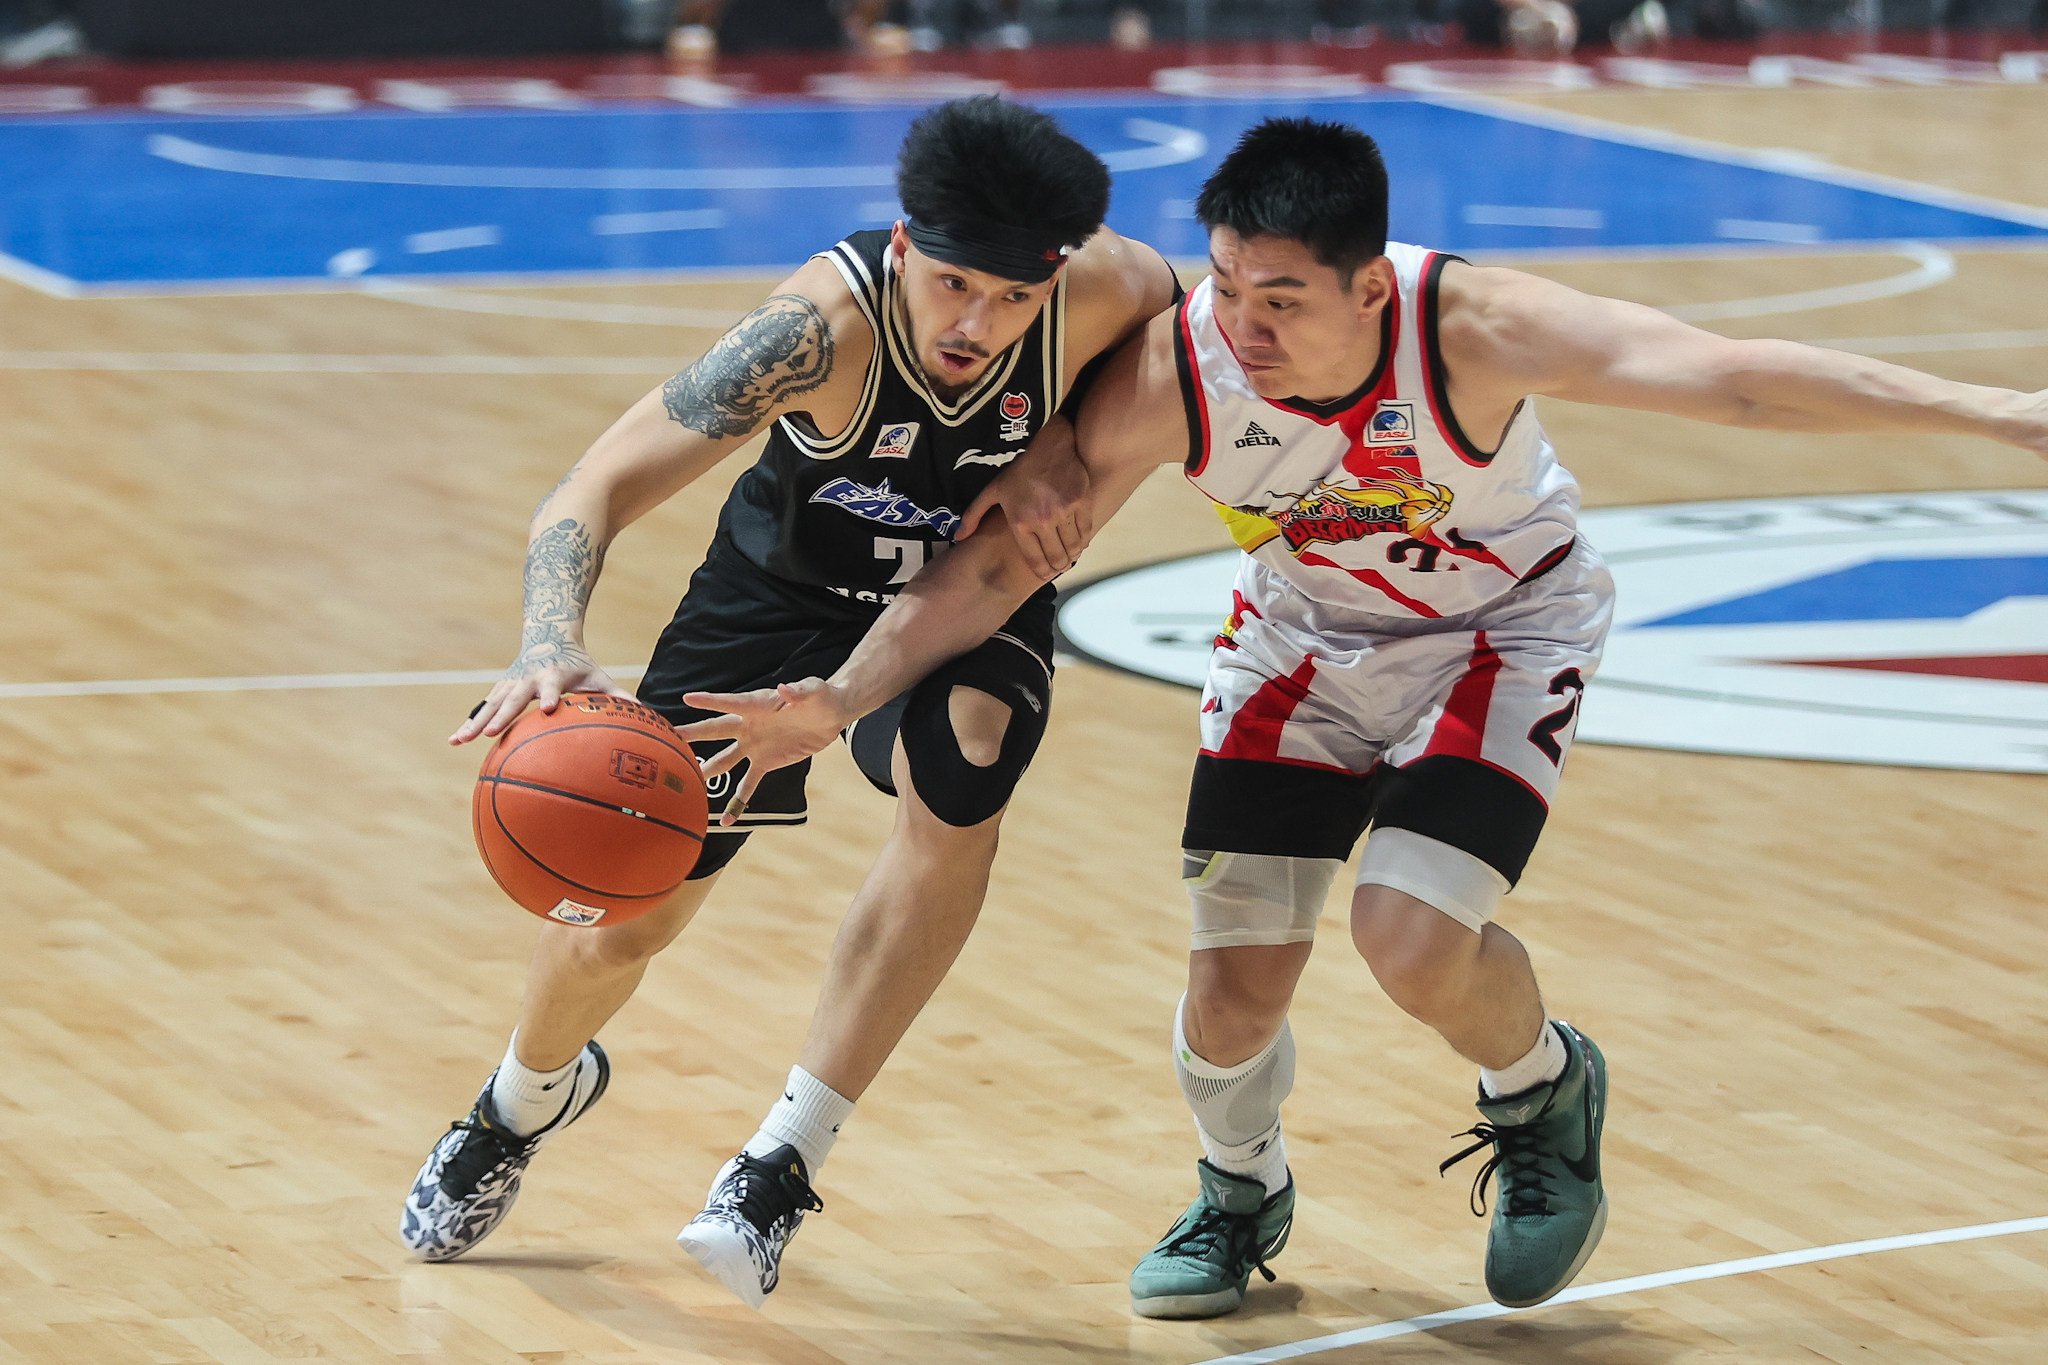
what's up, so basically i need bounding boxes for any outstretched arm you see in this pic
[452,262,850,743]
[678,307,1189,815]
[1453,263,2047,454]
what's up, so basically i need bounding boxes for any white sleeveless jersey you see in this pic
[1176,242,1581,622]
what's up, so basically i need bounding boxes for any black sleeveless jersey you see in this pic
[712,230,1070,612]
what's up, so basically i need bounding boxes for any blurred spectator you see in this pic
[670,0,889,56]
[1456,0,1670,52]
[0,0,81,64]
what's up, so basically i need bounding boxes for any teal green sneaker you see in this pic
[1441,1021,1608,1308]
[1129,1161,1295,1319]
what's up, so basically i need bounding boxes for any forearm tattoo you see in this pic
[515,518,606,669]
[662,293,834,438]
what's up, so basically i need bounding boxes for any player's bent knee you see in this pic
[1185,850,1341,951]
[946,685,1011,768]
[1187,951,1299,1055]
[1354,827,1507,935]
[901,674,1048,829]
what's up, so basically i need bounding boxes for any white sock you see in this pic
[1175,1019,1292,1198]
[742,1066,855,1175]
[1480,1019,1567,1099]
[488,1033,584,1138]
[1198,1119,1291,1199]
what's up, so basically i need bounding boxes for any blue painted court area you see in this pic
[3,94,2045,289]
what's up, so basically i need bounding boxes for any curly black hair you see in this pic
[1195,118,1389,286]
[896,96,1111,249]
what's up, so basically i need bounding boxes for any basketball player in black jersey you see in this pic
[398,96,1180,1303]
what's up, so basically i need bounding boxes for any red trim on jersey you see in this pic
[1423,631,1502,761]
[1296,551,1443,618]
[1213,656,1332,765]
[1177,295,1214,476]
[1517,539,1576,584]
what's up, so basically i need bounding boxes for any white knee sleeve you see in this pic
[1173,995,1297,1148]
[1355,827,1509,932]
[1184,850,1341,950]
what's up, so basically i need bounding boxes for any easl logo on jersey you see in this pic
[1056,491,2048,774]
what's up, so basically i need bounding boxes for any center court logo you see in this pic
[1055,490,2048,774]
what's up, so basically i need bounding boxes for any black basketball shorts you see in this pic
[635,543,1057,849]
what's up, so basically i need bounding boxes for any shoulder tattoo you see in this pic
[661,293,834,439]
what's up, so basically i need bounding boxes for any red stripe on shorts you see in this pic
[1215,656,1321,764]
[1423,631,1502,762]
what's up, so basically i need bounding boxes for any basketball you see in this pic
[472,693,709,927]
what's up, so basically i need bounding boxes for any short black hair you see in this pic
[896,96,1111,250]
[1195,118,1389,286]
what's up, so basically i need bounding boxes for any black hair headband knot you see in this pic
[905,217,1069,285]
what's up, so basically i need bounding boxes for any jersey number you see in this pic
[874,537,932,584]
[1527,667,1586,766]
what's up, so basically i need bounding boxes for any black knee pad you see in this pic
[897,645,1052,828]
[684,831,748,880]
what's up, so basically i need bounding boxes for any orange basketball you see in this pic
[472,693,708,927]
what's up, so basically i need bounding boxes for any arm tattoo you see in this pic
[515,518,606,669]
[662,293,834,439]
[532,458,584,520]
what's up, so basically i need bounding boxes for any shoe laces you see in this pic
[439,1112,537,1196]
[719,1153,825,1235]
[1160,1204,1278,1285]
[1440,1122,1555,1218]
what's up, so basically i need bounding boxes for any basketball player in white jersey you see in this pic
[678,118,2048,1318]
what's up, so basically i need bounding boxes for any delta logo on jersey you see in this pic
[1268,466,1454,553]
[1055,491,2048,775]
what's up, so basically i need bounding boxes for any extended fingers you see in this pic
[674,715,746,745]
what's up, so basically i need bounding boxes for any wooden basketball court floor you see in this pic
[3,83,2045,1364]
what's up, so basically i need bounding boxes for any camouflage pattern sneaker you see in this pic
[676,1144,824,1309]
[400,1040,610,1262]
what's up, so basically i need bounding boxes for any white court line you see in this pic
[142,118,1202,191]
[405,225,502,254]
[590,209,726,236]
[1807,326,2048,354]
[1416,91,2048,231]
[1715,217,1823,244]
[1192,1214,2048,1365]
[1664,242,1953,322]
[0,247,81,298]
[357,277,737,327]
[0,351,672,374]
[0,666,646,700]
[1463,205,1606,230]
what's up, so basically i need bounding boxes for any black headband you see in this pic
[905,217,1069,285]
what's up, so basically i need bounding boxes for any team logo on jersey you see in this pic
[999,392,1032,442]
[1235,421,1282,449]
[810,476,960,538]
[1368,401,1416,445]
[955,447,1024,470]
[869,422,919,459]
[1054,491,2048,775]
[1260,469,1454,553]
